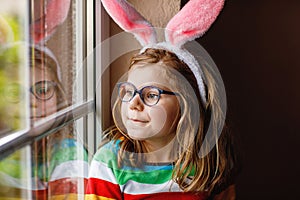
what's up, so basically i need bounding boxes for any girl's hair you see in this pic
[106,48,239,194]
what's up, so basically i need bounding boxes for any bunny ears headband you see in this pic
[101,0,225,104]
[31,0,71,44]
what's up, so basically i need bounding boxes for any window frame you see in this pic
[0,0,98,160]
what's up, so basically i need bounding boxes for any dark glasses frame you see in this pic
[117,82,179,106]
[30,80,57,101]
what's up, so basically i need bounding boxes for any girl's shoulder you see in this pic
[51,138,88,161]
[92,139,121,165]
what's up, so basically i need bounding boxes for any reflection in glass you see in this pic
[0,122,89,199]
[0,1,28,137]
[1,0,89,199]
[0,146,32,199]
[30,46,68,126]
[0,47,89,199]
[30,80,57,101]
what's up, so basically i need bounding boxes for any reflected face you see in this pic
[120,64,180,147]
[30,65,57,122]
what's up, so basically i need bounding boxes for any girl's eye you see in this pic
[125,89,134,97]
[36,86,50,95]
[31,81,56,100]
[146,92,159,100]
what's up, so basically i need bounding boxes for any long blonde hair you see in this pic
[106,48,239,195]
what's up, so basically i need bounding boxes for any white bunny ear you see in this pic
[166,0,225,47]
[101,0,157,46]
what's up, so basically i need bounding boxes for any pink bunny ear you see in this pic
[101,0,157,46]
[31,0,71,44]
[166,0,225,47]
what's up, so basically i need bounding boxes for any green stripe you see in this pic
[94,146,118,164]
[114,167,173,185]
[93,141,195,185]
[94,148,173,185]
[49,146,88,173]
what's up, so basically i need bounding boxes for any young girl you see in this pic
[86,48,239,199]
[86,0,239,199]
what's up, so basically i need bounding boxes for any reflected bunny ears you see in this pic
[31,0,71,44]
[100,0,225,104]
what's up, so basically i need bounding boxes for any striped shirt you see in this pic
[0,138,89,200]
[85,140,208,200]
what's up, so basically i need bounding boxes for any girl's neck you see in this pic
[142,137,178,163]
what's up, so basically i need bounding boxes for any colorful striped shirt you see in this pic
[0,138,89,200]
[85,140,208,200]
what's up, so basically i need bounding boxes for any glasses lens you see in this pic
[32,81,55,100]
[118,83,135,102]
[142,87,160,106]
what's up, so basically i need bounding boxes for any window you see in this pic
[0,0,29,142]
[0,0,97,199]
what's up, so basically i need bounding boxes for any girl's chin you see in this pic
[127,131,154,141]
[127,133,147,141]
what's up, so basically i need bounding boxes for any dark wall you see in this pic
[182,0,300,199]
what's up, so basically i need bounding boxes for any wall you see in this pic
[196,0,300,199]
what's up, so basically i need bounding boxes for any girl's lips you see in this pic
[127,117,149,126]
[129,118,148,123]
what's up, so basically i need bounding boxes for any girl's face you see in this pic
[30,65,57,122]
[121,64,180,150]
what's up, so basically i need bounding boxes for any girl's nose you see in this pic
[129,94,144,111]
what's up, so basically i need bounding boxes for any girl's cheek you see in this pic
[51,95,58,110]
[149,105,167,133]
[43,95,58,116]
[120,103,128,123]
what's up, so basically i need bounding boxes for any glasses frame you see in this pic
[117,82,179,106]
[30,80,57,101]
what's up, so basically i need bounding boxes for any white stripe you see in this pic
[88,160,118,184]
[88,161,184,195]
[121,179,183,195]
[50,160,89,181]
[0,171,46,190]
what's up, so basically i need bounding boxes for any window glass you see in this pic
[0,0,29,137]
[30,0,74,126]
[0,0,96,198]
[0,119,89,199]
[0,146,32,199]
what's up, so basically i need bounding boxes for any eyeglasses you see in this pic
[117,82,178,106]
[30,81,57,100]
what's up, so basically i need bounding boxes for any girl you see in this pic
[86,48,239,199]
[86,0,239,199]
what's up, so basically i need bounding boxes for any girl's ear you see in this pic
[101,0,157,46]
[166,0,225,47]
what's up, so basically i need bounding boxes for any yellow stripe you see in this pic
[84,194,116,200]
[49,194,84,200]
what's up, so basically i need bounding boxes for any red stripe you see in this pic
[33,189,47,200]
[124,192,208,200]
[49,177,87,195]
[85,178,122,199]
[0,178,87,199]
